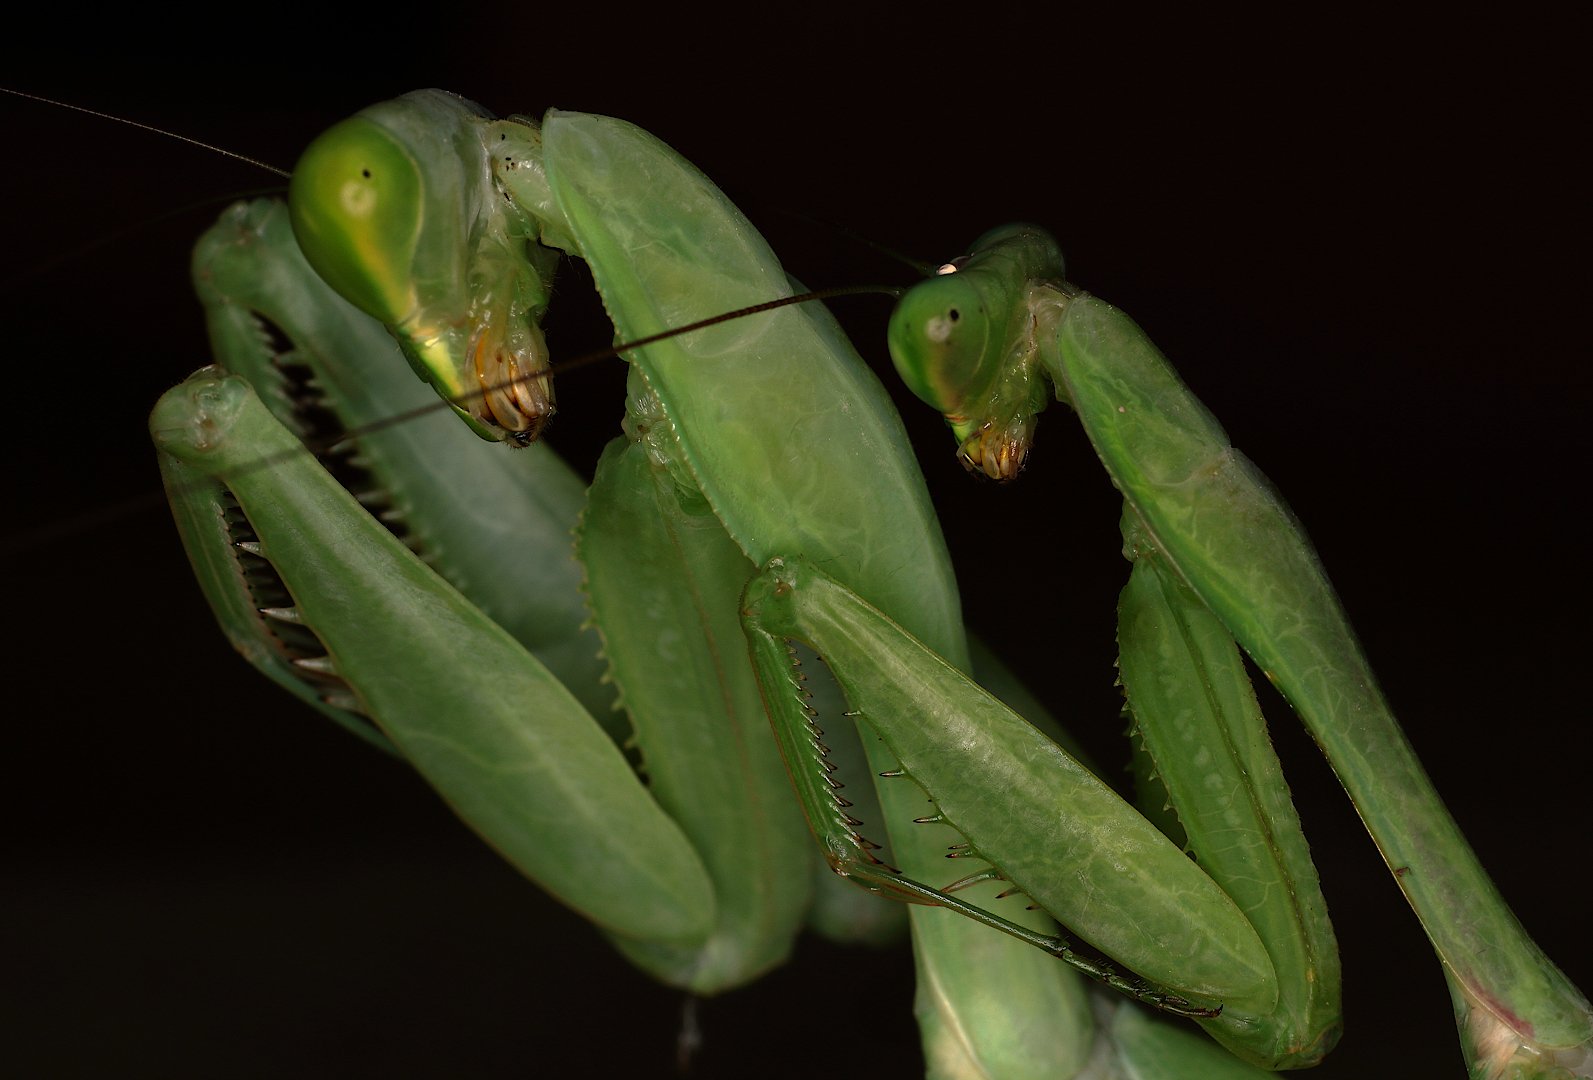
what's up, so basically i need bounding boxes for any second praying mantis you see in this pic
[9,78,1580,1080]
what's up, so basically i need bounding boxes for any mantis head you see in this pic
[887,226,1064,480]
[287,91,557,445]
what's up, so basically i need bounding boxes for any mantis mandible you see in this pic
[6,72,1586,1076]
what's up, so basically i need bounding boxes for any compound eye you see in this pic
[886,274,993,416]
[288,116,422,325]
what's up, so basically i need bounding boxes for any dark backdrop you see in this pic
[4,18,1586,1078]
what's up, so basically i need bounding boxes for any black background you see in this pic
[4,15,1587,1079]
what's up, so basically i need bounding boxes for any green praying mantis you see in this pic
[6,74,1586,1076]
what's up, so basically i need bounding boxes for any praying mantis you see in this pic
[6,61,1586,1080]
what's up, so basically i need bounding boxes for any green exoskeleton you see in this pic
[754,223,1593,1076]
[126,89,1587,1077]
[149,90,1125,1078]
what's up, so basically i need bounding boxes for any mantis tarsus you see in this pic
[5,63,1586,1079]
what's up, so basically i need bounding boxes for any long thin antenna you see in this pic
[254,284,904,460]
[0,283,903,558]
[781,210,940,278]
[2,87,291,178]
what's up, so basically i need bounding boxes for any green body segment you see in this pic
[493,109,1094,1077]
[887,223,1591,1075]
[742,557,1344,1076]
[1118,524,1341,1065]
[1049,295,1593,1063]
[191,198,611,722]
[151,372,713,945]
[532,111,965,650]
[741,560,1278,1015]
[1101,1001,1277,1080]
[580,435,812,989]
[156,448,395,754]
